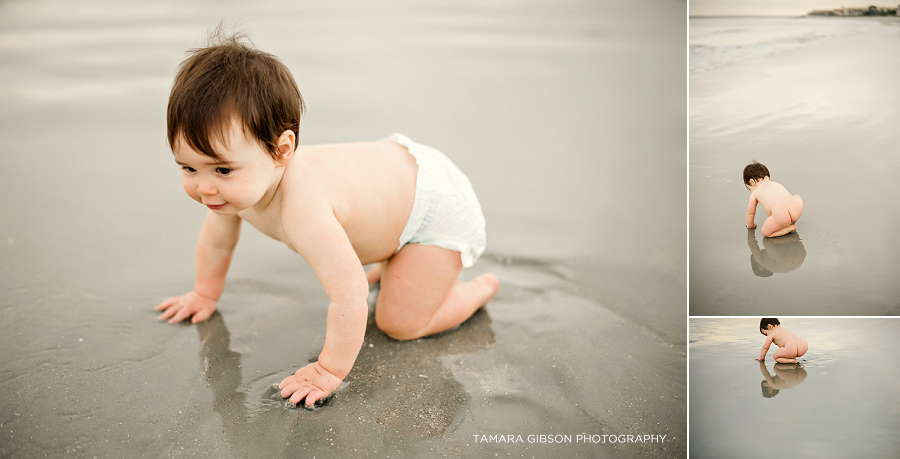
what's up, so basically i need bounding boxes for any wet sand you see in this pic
[0,0,685,457]
[690,17,900,315]
[690,318,900,458]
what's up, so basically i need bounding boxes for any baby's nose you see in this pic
[196,180,217,196]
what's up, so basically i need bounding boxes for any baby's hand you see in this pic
[278,362,343,407]
[155,291,216,324]
[746,223,756,229]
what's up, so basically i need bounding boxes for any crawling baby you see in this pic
[743,161,803,237]
[756,318,808,363]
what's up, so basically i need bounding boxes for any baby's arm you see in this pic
[746,194,758,229]
[756,335,774,361]
[278,200,368,407]
[758,360,775,383]
[156,210,241,323]
[747,228,762,256]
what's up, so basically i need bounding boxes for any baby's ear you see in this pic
[274,130,296,164]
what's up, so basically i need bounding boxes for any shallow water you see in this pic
[689,16,876,74]
[689,17,900,315]
[690,318,900,458]
[0,0,686,457]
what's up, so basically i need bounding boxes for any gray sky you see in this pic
[690,0,877,16]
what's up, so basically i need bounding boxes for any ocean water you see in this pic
[690,318,900,458]
[689,16,877,74]
[0,0,686,457]
[689,16,900,314]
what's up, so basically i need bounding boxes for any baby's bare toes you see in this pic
[476,273,499,298]
[366,262,385,284]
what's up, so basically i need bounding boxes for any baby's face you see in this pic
[173,121,284,215]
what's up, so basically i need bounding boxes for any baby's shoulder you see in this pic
[771,327,791,340]
[754,181,785,198]
[767,180,791,192]
[278,158,335,209]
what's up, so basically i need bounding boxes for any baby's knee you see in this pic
[761,223,781,238]
[375,315,424,341]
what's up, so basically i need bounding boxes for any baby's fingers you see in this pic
[303,389,327,407]
[154,297,178,311]
[278,377,302,396]
[157,303,181,320]
[191,308,213,324]
[167,307,193,324]
[289,386,313,406]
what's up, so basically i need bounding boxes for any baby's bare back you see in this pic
[770,327,803,348]
[751,181,795,216]
[283,140,418,264]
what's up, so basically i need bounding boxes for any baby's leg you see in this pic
[791,195,803,222]
[796,340,808,358]
[761,208,796,237]
[374,244,498,341]
[773,345,798,363]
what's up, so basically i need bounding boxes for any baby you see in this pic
[154,33,499,407]
[755,318,808,363]
[743,161,803,237]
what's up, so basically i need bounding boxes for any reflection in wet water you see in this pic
[195,302,495,457]
[747,229,806,277]
[196,312,253,456]
[758,361,807,398]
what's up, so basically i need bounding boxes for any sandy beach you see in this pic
[0,0,686,457]
[690,16,900,315]
[690,318,900,458]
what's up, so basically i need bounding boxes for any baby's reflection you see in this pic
[195,312,258,456]
[195,304,495,456]
[747,228,806,276]
[758,360,807,398]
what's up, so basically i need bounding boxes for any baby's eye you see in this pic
[181,166,196,173]
[215,167,232,175]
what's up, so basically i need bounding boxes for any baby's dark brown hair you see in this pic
[167,28,304,161]
[760,318,780,335]
[743,161,769,186]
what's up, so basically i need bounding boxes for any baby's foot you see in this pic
[366,262,386,284]
[473,273,500,305]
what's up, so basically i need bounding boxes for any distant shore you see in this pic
[808,6,898,16]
